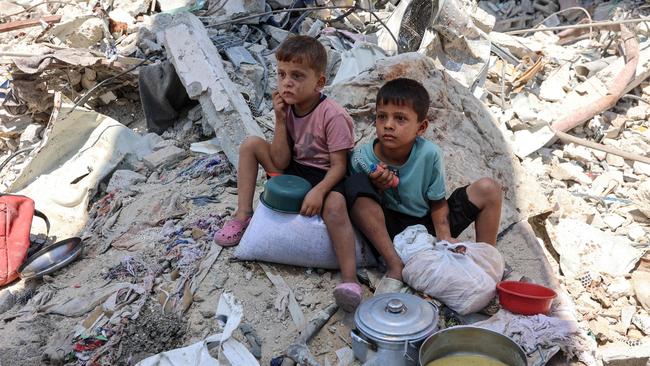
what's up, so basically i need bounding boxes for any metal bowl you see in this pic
[419,326,527,366]
[19,237,83,279]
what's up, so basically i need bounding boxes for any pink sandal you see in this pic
[213,217,251,247]
[334,282,363,312]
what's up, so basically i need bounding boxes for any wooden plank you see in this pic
[0,15,62,33]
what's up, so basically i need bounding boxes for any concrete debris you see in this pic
[2,0,650,364]
[163,12,264,168]
[106,170,147,192]
[143,145,186,170]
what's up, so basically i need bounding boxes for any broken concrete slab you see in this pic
[47,16,105,48]
[113,0,151,17]
[547,219,643,278]
[107,170,147,192]
[163,13,264,168]
[143,145,186,170]
[599,342,650,366]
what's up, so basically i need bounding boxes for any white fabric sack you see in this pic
[235,203,377,269]
[398,225,504,315]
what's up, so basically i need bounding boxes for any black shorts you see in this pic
[271,160,345,195]
[344,173,479,239]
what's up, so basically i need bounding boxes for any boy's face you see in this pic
[375,101,428,149]
[277,60,325,105]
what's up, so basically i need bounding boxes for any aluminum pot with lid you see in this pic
[352,293,439,366]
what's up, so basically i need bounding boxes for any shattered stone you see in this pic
[636,181,650,219]
[632,271,650,311]
[626,105,649,120]
[18,123,43,146]
[563,143,594,164]
[112,0,152,17]
[142,145,186,170]
[627,225,647,242]
[589,316,612,343]
[632,313,650,335]
[106,170,147,192]
[607,277,633,298]
[153,139,177,151]
[633,161,650,176]
[549,162,592,184]
[600,342,650,365]
[603,214,626,231]
[620,305,636,334]
[605,154,626,167]
[99,91,118,105]
[49,16,105,48]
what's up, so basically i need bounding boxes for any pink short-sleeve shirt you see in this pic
[285,96,355,170]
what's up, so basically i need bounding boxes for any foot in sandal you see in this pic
[213,216,251,247]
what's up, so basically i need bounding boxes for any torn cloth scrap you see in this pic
[474,310,597,366]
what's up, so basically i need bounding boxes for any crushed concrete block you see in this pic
[607,277,633,298]
[637,181,650,219]
[632,313,650,335]
[603,214,626,231]
[99,91,118,105]
[600,342,650,365]
[627,225,647,241]
[107,170,147,192]
[563,143,593,164]
[0,114,32,138]
[633,161,650,176]
[606,153,626,167]
[112,0,151,17]
[632,271,650,311]
[627,105,649,120]
[49,16,105,48]
[153,139,177,151]
[163,13,264,168]
[549,162,591,184]
[18,123,43,145]
[143,145,186,169]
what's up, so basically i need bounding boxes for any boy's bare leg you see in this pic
[322,192,357,283]
[466,177,502,246]
[350,197,404,281]
[234,136,281,221]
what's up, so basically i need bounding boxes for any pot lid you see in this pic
[355,293,439,342]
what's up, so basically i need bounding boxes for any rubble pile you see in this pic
[0,0,649,365]
[478,0,650,363]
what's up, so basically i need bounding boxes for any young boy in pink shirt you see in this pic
[214,36,362,311]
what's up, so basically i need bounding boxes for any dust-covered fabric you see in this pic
[397,225,504,314]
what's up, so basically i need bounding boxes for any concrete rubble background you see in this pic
[0,0,649,365]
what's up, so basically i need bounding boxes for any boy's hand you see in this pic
[300,188,325,217]
[273,91,288,124]
[369,162,396,191]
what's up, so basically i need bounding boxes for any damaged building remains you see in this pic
[1,0,650,365]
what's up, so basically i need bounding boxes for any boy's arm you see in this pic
[269,91,292,170]
[300,150,347,216]
[430,199,459,243]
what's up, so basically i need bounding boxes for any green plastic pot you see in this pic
[260,175,312,214]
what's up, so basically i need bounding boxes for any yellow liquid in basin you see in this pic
[426,354,508,366]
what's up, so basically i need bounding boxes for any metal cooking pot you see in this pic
[419,326,528,366]
[352,293,439,366]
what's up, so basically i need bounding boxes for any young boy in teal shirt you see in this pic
[346,78,503,293]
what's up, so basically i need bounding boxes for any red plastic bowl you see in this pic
[497,281,557,315]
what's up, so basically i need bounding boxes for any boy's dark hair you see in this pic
[376,78,430,121]
[276,35,327,75]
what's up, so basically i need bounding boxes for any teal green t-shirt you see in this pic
[350,137,446,217]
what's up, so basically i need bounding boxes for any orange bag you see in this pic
[0,194,49,287]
